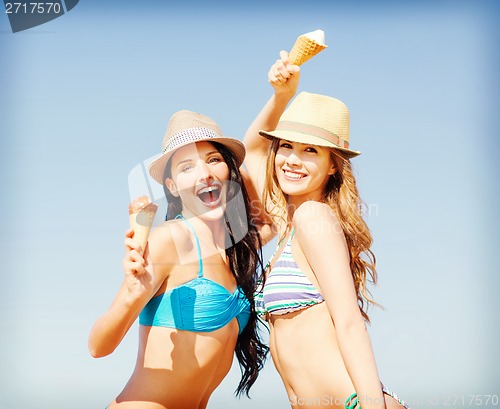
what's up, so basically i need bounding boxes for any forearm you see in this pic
[241,167,276,244]
[337,321,385,409]
[253,92,293,131]
[243,92,293,154]
[244,49,299,153]
[88,290,146,358]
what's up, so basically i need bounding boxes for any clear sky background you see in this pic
[1,1,499,408]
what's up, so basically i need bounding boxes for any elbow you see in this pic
[88,340,103,358]
[88,335,114,358]
[88,345,103,358]
[257,223,276,246]
[88,344,113,359]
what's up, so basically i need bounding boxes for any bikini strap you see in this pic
[344,392,359,409]
[175,214,203,278]
[264,228,294,273]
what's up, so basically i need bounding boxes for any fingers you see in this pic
[279,50,289,63]
[270,59,288,83]
[122,259,145,277]
[124,232,144,255]
[281,51,300,74]
[122,247,147,277]
[124,230,147,276]
[268,50,300,85]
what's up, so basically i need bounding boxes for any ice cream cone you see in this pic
[288,29,327,66]
[129,196,158,254]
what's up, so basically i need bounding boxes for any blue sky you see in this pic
[1,1,499,408]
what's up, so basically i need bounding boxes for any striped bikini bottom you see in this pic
[345,384,410,408]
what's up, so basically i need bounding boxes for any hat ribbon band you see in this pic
[276,121,349,149]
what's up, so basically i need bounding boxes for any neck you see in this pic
[180,211,227,250]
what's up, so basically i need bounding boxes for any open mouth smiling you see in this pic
[196,184,223,207]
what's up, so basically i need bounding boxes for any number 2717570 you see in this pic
[5,3,62,14]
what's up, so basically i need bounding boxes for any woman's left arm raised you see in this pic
[293,201,386,409]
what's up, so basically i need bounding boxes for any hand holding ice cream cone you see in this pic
[128,195,158,255]
[268,50,300,97]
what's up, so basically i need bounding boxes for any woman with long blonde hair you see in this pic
[243,51,410,409]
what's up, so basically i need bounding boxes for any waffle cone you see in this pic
[288,35,327,66]
[129,198,158,254]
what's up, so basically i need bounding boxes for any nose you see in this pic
[195,160,213,183]
[285,150,302,167]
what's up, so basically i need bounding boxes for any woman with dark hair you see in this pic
[89,110,268,408]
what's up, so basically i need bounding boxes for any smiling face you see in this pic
[274,139,336,205]
[165,141,230,221]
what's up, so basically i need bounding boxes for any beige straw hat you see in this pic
[148,110,246,184]
[259,92,361,158]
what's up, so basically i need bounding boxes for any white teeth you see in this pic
[198,185,220,194]
[284,170,304,179]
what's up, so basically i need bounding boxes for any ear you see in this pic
[327,162,336,176]
[165,178,179,197]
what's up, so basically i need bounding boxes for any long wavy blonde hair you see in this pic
[263,138,379,322]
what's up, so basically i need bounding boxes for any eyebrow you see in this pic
[174,150,221,167]
[282,139,318,149]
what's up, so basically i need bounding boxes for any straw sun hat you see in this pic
[259,92,361,158]
[148,110,246,184]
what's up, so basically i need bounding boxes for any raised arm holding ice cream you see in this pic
[243,49,300,207]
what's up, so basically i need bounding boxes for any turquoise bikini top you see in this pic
[139,215,251,335]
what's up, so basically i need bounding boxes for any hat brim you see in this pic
[148,137,246,185]
[259,129,361,158]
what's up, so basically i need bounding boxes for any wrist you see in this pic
[272,91,294,107]
[124,288,149,307]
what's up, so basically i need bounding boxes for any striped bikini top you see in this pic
[255,229,324,317]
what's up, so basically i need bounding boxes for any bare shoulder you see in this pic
[292,201,338,227]
[147,219,192,267]
[292,201,344,244]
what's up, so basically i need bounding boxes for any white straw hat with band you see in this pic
[148,110,246,184]
[259,92,361,158]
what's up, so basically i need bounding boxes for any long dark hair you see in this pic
[162,141,268,396]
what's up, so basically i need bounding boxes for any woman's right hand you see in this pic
[268,50,300,98]
[122,229,156,300]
